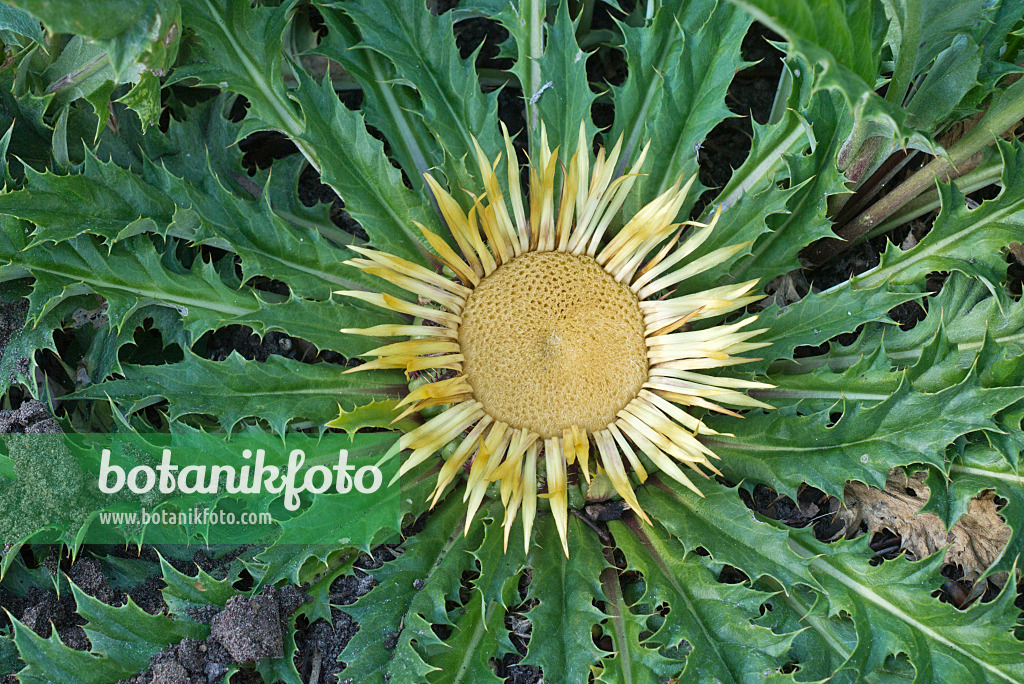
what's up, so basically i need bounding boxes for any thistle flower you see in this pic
[338,124,772,556]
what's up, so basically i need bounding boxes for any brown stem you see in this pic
[804,78,1024,266]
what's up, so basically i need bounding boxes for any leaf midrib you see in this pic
[790,537,1022,683]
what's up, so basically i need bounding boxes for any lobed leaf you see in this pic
[74,351,406,434]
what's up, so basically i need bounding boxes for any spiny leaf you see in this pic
[176,1,440,264]
[0,631,20,677]
[638,478,819,593]
[755,581,911,683]
[3,137,380,297]
[426,588,507,684]
[173,0,298,135]
[158,548,243,619]
[752,283,918,374]
[594,563,683,684]
[0,233,394,357]
[339,493,479,682]
[500,0,596,160]
[521,515,609,683]
[338,0,503,195]
[175,0,437,267]
[0,153,176,246]
[728,0,919,157]
[0,5,43,45]
[707,367,1024,501]
[172,162,382,298]
[0,290,85,397]
[313,6,439,192]
[74,351,406,433]
[425,503,524,683]
[790,531,1024,683]
[857,139,1024,291]
[801,272,1024,377]
[608,518,795,682]
[326,398,419,436]
[287,68,440,265]
[720,91,849,287]
[69,580,206,674]
[927,444,1024,578]
[97,93,243,191]
[8,615,130,684]
[648,478,1024,682]
[612,0,751,213]
[11,0,179,77]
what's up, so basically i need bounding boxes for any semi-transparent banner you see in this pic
[0,431,400,547]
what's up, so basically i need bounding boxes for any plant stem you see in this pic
[860,155,1004,241]
[806,78,1024,265]
[526,0,545,139]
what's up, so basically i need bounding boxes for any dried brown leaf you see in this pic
[838,469,1011,586]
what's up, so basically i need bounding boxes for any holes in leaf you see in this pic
[935,564,1001,610]
[867,530,904,565]
[718,565,750,585]
[454,16,512,72]
[120,318,183,366]
[739,483,846,542]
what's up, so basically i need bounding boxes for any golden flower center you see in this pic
[458,251,648,438]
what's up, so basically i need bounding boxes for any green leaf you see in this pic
[858,139,1024,291]
[0,233,393,357]
[607,518,794,682]
[706,365,1024,500]
[521,515,609,683]
[326,398,419,436]
[799,272,1024,377]
[0,5,43,45]
[9,615,130,684]
[0,631,20,676]
[338,0,502,194]
[40,36,116,111]
[313,7,440,191]
[13,0,180,80]
[173,0,299,135]
[169,160,382,298]
[175,0,439,264]
[158,552,240,617]
[426,588,506,684]
[753,284,918,374]
[75,351,406,433]
[594,563,683,684]
[500,0,596,159]
[638,478,819,593]
[717,91,849,287]
[339,493,478,682]
[647,478,1024,681]
[70,580,206,674]
[115,71,162,131]
[729,0,930,172]
[791,531,1024,683]
[0,291,78,397]
[755,580,913,683]
[611,0,751,212]
[0,155,175,246]
[904,34,982,132]
[287,69,439,265]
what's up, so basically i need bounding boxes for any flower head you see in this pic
[339,124,771,555]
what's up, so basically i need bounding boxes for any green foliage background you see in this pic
[0,0,1022,682]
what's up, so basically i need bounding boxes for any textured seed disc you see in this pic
[459,251,648,438]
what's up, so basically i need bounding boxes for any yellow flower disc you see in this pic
[458,251,648,438]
